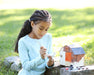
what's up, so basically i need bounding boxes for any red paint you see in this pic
[65,67,69,70]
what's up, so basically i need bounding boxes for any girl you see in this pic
[15,10,54,75]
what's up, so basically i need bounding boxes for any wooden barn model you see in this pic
[60,44,85,66]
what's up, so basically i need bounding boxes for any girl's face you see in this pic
[31,21,51,39]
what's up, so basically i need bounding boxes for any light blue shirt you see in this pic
[18,33,53,75]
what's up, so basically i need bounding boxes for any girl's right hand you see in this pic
[40,46,47,59]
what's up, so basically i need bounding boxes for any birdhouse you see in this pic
[60,44,85,67]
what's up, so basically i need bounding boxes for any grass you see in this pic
[0,7,94,74]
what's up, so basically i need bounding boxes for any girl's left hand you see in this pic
[47,55,54,67]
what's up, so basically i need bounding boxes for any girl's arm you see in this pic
[18,39,45,71]
[45,34,54,68]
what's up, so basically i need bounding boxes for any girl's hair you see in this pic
[15,10,52,53]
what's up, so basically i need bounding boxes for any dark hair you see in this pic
[15,10,52,53]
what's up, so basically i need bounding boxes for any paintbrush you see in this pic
[37,40,55,57]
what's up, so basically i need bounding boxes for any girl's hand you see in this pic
[47,55,54,67]
[40,46,46,59]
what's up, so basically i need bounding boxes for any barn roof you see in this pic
[71,47,85,55]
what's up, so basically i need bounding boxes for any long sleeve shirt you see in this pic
[18,33,53,75]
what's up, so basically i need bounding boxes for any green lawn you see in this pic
[0,7,94,74]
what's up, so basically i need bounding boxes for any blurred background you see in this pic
[0,0,94,75]
[0,0,94,9]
